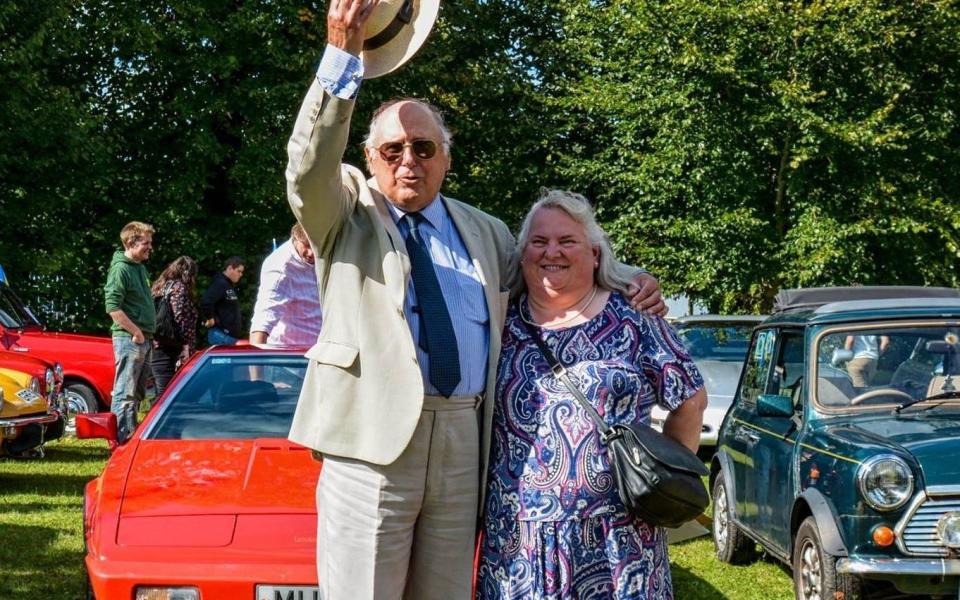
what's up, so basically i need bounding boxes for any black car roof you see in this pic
[773,286,960,313]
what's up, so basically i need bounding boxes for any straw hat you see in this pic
[361,0,440,79]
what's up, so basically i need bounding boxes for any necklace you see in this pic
[522,285,598,328]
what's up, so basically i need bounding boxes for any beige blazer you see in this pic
[285,81,515,469]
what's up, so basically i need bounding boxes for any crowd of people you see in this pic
[99,1,709,598]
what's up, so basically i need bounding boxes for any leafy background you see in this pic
[1,0,958,331]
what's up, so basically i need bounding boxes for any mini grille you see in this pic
[900,496,960,556]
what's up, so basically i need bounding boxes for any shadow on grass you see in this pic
[0,523,87,600]
[671,564,727,599]
[0,472,94,496]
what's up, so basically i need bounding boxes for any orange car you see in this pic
[79,345,320,600]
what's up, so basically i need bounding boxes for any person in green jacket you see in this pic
[104,221,156,442]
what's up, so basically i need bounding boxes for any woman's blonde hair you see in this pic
[508,188,633,297]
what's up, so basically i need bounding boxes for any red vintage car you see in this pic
[79,345,320,600]
[0,272,115,423]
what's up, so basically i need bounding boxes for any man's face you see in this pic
[225,264,245,283]
[293,238,315,265]
[126,234,153,263]
[365,102,450,212]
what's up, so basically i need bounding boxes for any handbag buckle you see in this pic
[600,428,621,444]
[551,364,566,377]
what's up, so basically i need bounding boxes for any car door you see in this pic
[724,327,777,523]
[746,330,804,553]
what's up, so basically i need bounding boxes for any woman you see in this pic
[150,256,199,397]
[477,190,707,600]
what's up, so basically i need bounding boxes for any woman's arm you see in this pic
[662,387,707,453]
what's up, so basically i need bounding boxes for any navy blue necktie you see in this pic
[403,212,461,397]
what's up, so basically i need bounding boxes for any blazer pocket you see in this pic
[305,341,359,368]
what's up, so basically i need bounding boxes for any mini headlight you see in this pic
[54,363,63,382]
[29,376,41,394]
[857,455,914,511]
[134,587,199,600]
[45,368,55,395]
[937,512,960,548]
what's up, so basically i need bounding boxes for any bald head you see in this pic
[363,100,452,212]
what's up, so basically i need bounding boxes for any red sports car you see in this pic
[79,345,321,600]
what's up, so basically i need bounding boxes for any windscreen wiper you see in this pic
[895,390,960,413]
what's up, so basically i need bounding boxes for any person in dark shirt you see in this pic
[200,256,245,345]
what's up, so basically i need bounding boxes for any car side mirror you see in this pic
[76,412,119,452]
[757,394,793,418]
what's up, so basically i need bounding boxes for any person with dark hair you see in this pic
[200,256,245,345]
[104,220,156,443]
[250,223,322,346]
[149,256,199,396]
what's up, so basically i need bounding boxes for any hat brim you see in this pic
[361,0,440,79]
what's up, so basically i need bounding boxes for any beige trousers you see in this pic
[847,357,878,387]
[316,395,480,600]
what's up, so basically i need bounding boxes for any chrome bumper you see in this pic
[838,556,960,577]
[0,411,61,428]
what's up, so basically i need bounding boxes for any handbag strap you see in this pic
[516,299,617,441]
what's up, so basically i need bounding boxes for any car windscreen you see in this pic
[0,284,42,329]
[147,355,307,440]
[816,325,960,410]
[675,323,755,362]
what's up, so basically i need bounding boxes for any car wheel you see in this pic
[64,383,99,435]
[712,476,757,564]
[793,516,861,600]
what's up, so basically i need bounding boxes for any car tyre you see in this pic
[793,516,862,600]
[64,382,99,435]
[712,476,757,564]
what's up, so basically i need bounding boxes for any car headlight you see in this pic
[54,363,63,383]
[29,376,41,394]
[45,368,55,395]
[857,455,914,511]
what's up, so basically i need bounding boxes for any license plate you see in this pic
[255,585,320,600]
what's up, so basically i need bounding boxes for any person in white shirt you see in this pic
[249,223,322,346]
[844,334,890,387]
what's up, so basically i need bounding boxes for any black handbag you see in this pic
[154,282,182,348]
[519,310,709,528]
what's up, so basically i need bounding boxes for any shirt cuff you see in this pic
[316,44,364,100]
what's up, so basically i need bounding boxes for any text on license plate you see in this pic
[256,585,320,600]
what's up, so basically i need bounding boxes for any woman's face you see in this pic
[521,207,600,300]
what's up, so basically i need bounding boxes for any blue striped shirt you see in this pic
[389,198,490,397]
[316,45,363,99]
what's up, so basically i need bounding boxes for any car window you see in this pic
[739,329,777,405]
[147,355,307,440]
[771,332,804,408]
[815,325,960,409]
[676,322,757,362]
[0,284,41,328]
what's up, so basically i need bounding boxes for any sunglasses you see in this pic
[376,139,439,164]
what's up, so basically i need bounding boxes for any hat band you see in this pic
[364,0,414,51]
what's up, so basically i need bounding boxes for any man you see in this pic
[844,333,890,387]
[104,221,156,443]
[200,256,245,345]
[249,223,322,346]
[286,2,666,598]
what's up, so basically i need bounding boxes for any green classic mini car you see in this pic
[711,286,960,599]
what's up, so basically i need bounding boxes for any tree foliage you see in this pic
[1,0,957,329]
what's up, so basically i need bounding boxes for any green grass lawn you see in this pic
[1,437,793,600]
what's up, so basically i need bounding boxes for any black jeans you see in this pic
[150,344,180,398]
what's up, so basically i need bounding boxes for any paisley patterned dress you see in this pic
[477,292,703,600]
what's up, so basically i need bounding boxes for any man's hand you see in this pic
[626,273,667,317]
[204,318,215,328]
[328,0,378,56]
[132,329,145,344]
